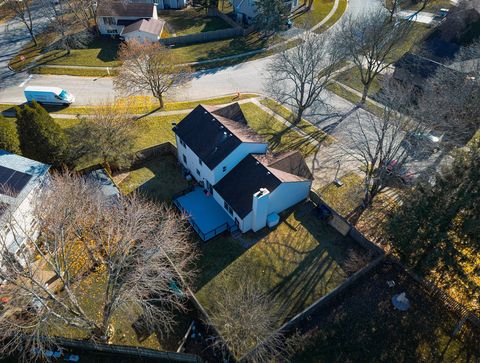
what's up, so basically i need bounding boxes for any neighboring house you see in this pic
[0,151,50,269]
[86,169,121,201]
[96,2,159,36]
[156,0,187,10]
[393,52,445,89]
[229,0,299,24]
[121,18,166,42]
[393,52,463,90]
[173,103,313,237]
[130,0,187,9]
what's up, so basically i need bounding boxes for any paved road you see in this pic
[0,0,380,105]
[0,3,50,89]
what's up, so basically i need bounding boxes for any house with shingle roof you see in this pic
[0,151,50,269]
[173,103,312,238]
[96,2,159,36]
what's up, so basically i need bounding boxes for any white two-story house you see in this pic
[0,151,50,270]
[96,2,160,36]
[173,103,312,236]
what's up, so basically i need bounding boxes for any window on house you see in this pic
[224,201,233,216]
[106,29,118,34]
[196,169,200,176]
[199,158,202,166]
[103,17,116,25]
[183,155,187,163]
[222,166,227,172]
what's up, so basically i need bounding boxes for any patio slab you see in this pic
[174,186,235,241]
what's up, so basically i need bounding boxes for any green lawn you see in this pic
[49,269,190,351]
[259,98,333,145]
[240,102,318,156]
[196,201,366,325]
[42,38,122,67]
[335,67,385,100]
[48,94,258,115]
[293,0,336,29]
[315,0,348,33]
[10,36,122,71]
[319,172,364,216]
[161,8,232,36]
[117,154,189,202]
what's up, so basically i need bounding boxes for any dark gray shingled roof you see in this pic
[97,2,155,18]
[213,154,282,218]
[214,151,312,218]
[173,104,265,170]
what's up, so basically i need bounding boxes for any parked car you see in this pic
[385,160,414,185]
[24,86,75,106]
[402,131,442,156]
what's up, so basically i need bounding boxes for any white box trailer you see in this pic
[24,86,75,106]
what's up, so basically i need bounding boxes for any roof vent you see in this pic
[266,171,271,175]
[256,161,260,165]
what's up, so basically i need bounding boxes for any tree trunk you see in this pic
[28,28,38,46]
[158,94,165,109]
[361,82,370,104]
[294,106,305,125]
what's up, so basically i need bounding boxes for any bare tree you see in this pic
[265,31,343,124]
[40,0,93,55]
[207,273,291,363]
[381,0,432,22]
[67,102,138,172]
[416,40,480,146]
[3,0,37,45]
[339,106,423,223]
[114,41,192,108]
[0,172,196,360]
[334,8,412,104]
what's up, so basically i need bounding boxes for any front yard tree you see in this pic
[254,0,290,35]
[0,117,21,154]
[334,8,411,104]
[341,107,421,223]
[114,41,192,108]
[15,101,68,167]
[68,103,138,172]
[3,0,37,45]
[40,0,93,55]
[0,172,196,360]
[265,30,342,125]
[416,40,480,146]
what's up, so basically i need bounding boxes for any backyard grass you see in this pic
[319,172,364,216]
[196,201,367,326]
[117,155,189,202]
[240,102,317,156]
[161,8,232,36]
[292,261,480,362]
[259,98,333,145]
[49,269,190,351]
